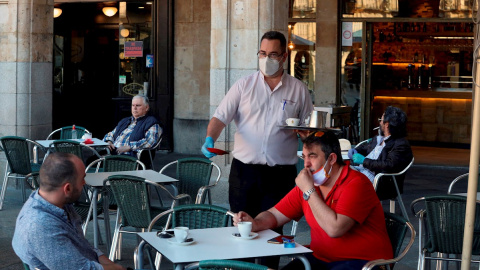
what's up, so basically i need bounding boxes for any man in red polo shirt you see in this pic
[233,131,392,270]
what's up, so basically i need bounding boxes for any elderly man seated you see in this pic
[234,131,393,270]
[103,95,162,166]
[349,106,413,184]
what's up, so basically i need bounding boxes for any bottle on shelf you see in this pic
[428,65,434,89]
[418,65,425,89]
[407,64,415,89]
[72,125,77,139]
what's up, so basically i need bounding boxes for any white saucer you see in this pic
[168,238,195,246]
[232,232,258,240]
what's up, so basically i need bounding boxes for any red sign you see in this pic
[124,41,143,57]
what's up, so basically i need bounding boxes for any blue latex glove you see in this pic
[347,148,358,160]
[201,136,217,158]
[352,153,365,165]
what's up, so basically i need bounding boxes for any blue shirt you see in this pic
[12,191,104,270]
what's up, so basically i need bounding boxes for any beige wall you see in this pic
[315,0,338,106]
[0,0,53,185]
[174,0,211,120]
[0,0,53,139]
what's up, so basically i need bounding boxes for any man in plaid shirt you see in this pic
[103,95,162,159]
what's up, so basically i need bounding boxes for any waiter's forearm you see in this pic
[206,117,226,141]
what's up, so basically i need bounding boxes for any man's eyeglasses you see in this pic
[378,118,383,123]
[257,51,284,61]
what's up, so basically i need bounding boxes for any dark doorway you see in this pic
[53,1,174,150]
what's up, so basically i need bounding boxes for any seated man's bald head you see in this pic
[39,152,79,192]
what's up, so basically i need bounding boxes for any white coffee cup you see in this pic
[174,227,189,243]
[237,221,252,238]
[81,133,92,140]
[286,118,300,126]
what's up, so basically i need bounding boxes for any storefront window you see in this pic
[288,0,316,103]
[340,22,364,143]
[342,0,477,18]
[118,1,153,98]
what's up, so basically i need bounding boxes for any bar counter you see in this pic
[372,88,472,144]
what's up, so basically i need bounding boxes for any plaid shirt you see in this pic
[103,117,161,155]
[353,135,390,183]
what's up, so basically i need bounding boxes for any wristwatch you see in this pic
[303,187,316,201]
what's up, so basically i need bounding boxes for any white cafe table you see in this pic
[35,138,109,148]
[136,226,312,270]
[85,170,178,250]
[33,138,110,162]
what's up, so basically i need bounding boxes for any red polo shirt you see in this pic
[275,163,393,262]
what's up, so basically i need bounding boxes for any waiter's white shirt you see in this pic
[213,71,313,166]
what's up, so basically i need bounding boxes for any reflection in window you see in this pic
[288,22,315,101]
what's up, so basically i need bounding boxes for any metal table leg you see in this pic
[92,188,99,248]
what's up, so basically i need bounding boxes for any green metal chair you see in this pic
[49,139,101,167]
[105,174,191,261]
[80,155,146,235]
[46,125,90,140]
[159,157,221,204]
[362,212,416,270]
[24,172,40,190]
[411,195,480,270]
[0,136,47,210]
[134,204,234,270]
[184,259,269,270]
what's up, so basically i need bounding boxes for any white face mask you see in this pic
[259,57,281,76]
[312,160,332,186]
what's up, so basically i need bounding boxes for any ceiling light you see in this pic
[102,7,118,17]
[54,8,62,18]
[120,29,130,38]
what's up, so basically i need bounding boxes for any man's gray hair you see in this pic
[133,95,149,106]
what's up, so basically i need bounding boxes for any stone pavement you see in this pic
[1,148,479,269]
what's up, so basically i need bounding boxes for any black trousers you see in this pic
[229,158,297,269]
[228,158,297,218]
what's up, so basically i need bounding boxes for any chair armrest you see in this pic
[195,162,222,204]
[184,262,200,270]
[447,173,469,194]
[145,180,192,204]
[362,221,416,270]
[410,197,426,217]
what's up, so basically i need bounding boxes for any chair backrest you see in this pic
[412,195,480,255]
[170,204,232,229]
[362,211,416,270]
[47,126,89,140]
[374,157,414,201]
[50,139,84,159]
[384,212,411,258]
[0,136,33,175]
[425,195,480,255]
[447,172,480,194]
[105,175,153,228]
[185,259,268,270]
[161,157,216,203]
[104,155,145,171]
[148,204,233,231]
